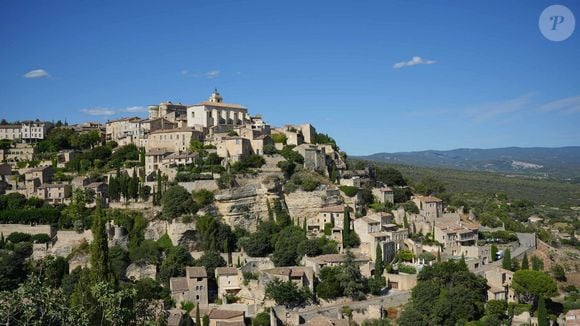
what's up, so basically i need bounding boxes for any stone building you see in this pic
[261,266,315,291]
[434,215,478,249]
[187,90,250,131]
[146,128,203,153]
[216,137,252,163]
[372,187,394,204]
[215,267,242,302]
[484,267,515,302]
[105,117,146,144]
[353,213,408,262]
[0,122,47,142]
[302,253,369,276]
[293,144,327,174]
[170,266,209,306]
[148,101,188,122]
[35,183,71,205]
[307,205,347,233]
[412,195,443,219]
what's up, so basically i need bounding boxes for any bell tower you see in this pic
[208,88,223,103]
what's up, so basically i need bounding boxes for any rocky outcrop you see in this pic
[214,183,273,231]
[144,220,168,241]
[285,186,342,223]
[167,220,197,248]
[126,263,157,281]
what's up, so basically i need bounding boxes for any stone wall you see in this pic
[0,223,57,239]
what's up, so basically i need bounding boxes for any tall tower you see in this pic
[208,88,223,103]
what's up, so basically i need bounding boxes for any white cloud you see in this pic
[393,56,436,69]
[465,94,533,123]
[539,96,580,114]
[80,108,116,116]
[80,106,146,116]
[122,106,147,113]
[181,69,221,79]
[205,70,220,79]
[23,69,50,79]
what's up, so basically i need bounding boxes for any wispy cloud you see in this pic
[23,69,50,79]
[80,106,146,116]
[80,108,117,116]
[181,69,221,79]
[465,94,534,123]
[393,56,436,69]
[538,96,580,114]
[205,70,220,79]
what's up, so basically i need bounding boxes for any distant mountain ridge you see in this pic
[356,146,580,180]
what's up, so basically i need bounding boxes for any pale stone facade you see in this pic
[216,137,252,162]
[146,128,203,153]
[262,266,315,291]
[0,122,47,142]
[372,187,394,204]
[35,183,72,205]
[105,117,147,143]
[354,213,408,262]
[412,195,443,219]
[484,267,515,302]
[215,267,242,302]
[187,90,250,130]
[170,266,209,306]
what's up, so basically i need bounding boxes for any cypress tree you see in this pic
[131,168,139,200]
[195,304,201,325]
[403,213,409,230]
[266,198,273,221]
[491,244,498,262]
[342,207,351,248]
[537,295,548,326]
[0,232,4,249]
[302,218,307,234]
[502,248,512,270]
[375,243,384,279]
[437,250,441,262]
[521,252,529,269]
[203,315,209,326]
[90,203,110,284]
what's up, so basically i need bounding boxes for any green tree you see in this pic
[342,207,351,247]
[532,256,544,271]
[90,205,110,284]
[502,248,512,270]
[195,250,226,280]
[272,226,307,266]
[265,278,313,308]
[490,245,498,262]
[203,315,209,326]
[511,269,557,304]
[195,304,201,325]
[161,185,197,219]
[551,264,566,281]
[521,252,529,270]
[337,251,367,300]
[375,244,384,278]
[537,295,548,326]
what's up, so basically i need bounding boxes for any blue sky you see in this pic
[1,0,579,155]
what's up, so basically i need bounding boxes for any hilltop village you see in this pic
[0,90,579,325]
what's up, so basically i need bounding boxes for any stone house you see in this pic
[434,215,478,250]
[169,267,209,306]
[307,205,346,233]
[207,309,245,326]
[385,272,417,291]
[293,144,327,174]
[372,187,394,204]
[147,128,203,153]
[35,183,72,205]
[216,137,252,163]
[353,213,408,262]
[105,117,146,143]
[145,149,172,177]
[484,267,515,302]
[0,122,47,142]
[302,253,369,276]
[412,195,443,219]
[261,266,315,291]
[215,267,242,302]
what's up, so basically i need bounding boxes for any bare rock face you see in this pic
[126,263,157,281]
[68,251,90,273]
[285,186,342,223]
[214,183,272,232]
[144,220,168,241]
[167,220,197,247]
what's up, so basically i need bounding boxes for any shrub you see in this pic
[7,232,32,243]
[397,263,417,274]
[31,234,51,243]
[339,186,359,197]
[271,133,287,144]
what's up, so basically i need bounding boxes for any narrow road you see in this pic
[474,232,536,275]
